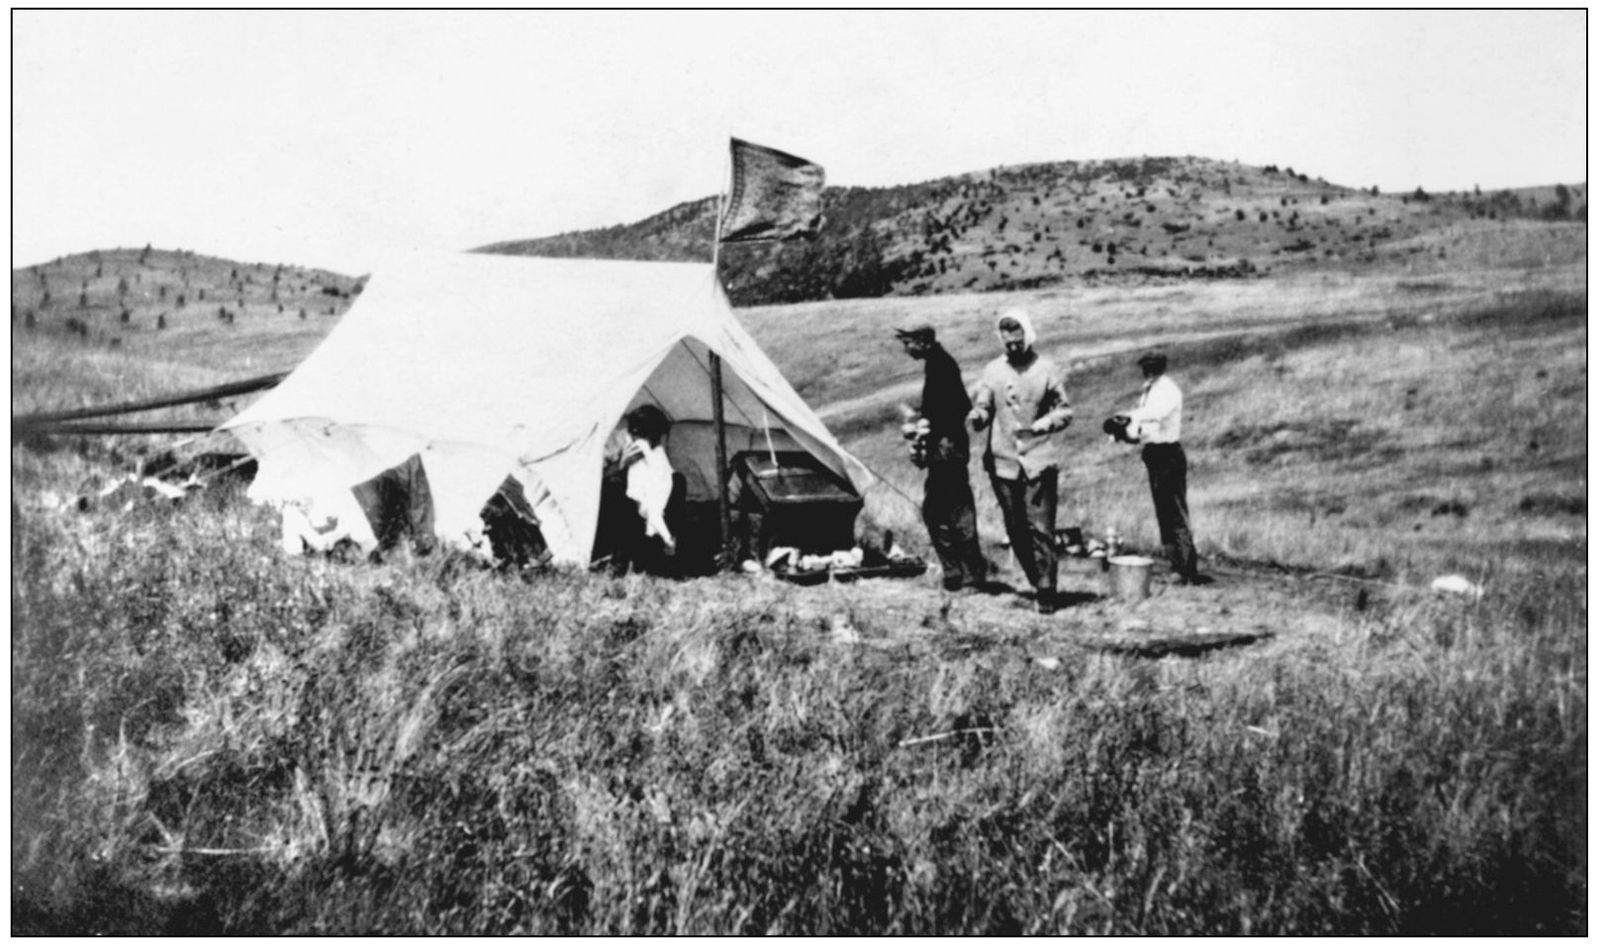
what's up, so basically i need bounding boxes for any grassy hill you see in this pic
[8,158,1587,935]
[11,247,362,386]
[476,156,1586,305]
[11,248,362,426]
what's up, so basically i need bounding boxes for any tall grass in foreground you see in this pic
[12,489,1584,934]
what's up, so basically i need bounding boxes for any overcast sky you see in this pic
[11,10,1587,274]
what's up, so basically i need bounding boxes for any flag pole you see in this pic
[710,139,734,569]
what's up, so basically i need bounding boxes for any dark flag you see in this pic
[718,138,825,243]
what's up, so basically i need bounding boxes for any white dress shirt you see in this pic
[1127,374,1183,444]
[625,439,676,545]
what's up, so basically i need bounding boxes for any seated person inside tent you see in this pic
[594,404,685,575]
[478,475,551,570]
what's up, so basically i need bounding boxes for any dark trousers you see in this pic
[989,467,1059,594]
[594,473,686,576]
[1142,443,1197,577]
[922,460,986,589]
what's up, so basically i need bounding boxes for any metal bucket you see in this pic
[1108,555,1154,603]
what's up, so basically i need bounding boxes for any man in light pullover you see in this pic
[1123,350,1203,584]
[968,307,1074,613]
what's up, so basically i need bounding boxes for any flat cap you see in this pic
[1136,350,1168,370]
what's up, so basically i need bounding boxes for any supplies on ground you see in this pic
[754,536,927,584]
[1053,524,1121,558]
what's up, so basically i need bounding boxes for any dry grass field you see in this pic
[9,220,1586,934]
[748,225,1584,585]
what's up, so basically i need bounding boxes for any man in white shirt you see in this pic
[1122,351,1206,584]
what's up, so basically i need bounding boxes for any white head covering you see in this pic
[997,306,1037,348]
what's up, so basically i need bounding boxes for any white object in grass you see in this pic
[1430,574,1485,598]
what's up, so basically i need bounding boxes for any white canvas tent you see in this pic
[222,252,872,564]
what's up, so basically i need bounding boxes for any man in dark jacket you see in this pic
[897,323,989,592]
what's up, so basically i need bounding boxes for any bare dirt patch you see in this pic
[736,557,1344,667]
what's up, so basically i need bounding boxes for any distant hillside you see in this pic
[10,246,363,359]
[8,158,1584,360]
[477,156,1586,306]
